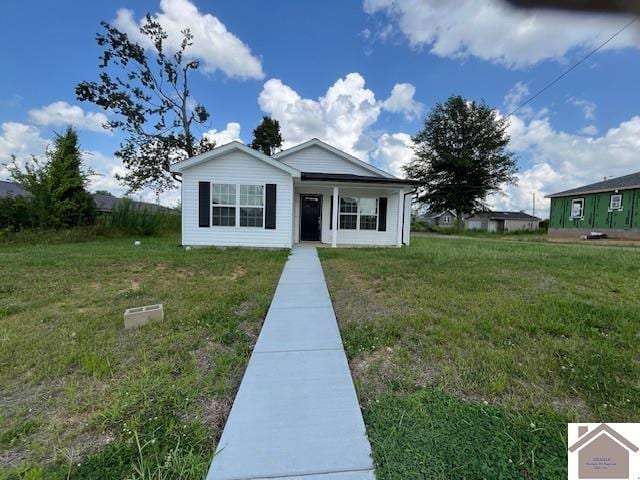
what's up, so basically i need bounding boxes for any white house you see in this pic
[169,138,418,248]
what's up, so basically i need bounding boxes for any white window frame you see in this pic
[442,215,451,224]
[609,193,623,211]
[211,183,237,227]
[239,184,265,228]
[339,197,378,231]
[571,198,584,219]
[211,182,265,228]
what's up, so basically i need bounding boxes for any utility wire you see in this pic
[507,16,638,117]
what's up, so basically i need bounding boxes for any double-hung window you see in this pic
[212,184,236,226]
[339,197,378,230]
[239,185,264,227]
[571,198,584,219]
[211,183,264,227]
[339,197,358,229]
[442,215,451,224]
[610,194,622,210]
[359,198,378,230]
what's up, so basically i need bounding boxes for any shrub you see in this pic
[0,196,36,231]
[99,199,179,236]
[6,127,96,229]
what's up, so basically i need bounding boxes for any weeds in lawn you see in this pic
[320,237,639,478]
[0,236,287,478]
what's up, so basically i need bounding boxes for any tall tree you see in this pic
[250,116,284,156]
[9,127,96,228]
[76,16,214,193]
[405,95,517,229]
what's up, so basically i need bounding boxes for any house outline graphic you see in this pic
[569,424,639,479]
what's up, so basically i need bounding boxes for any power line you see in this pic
[507,16,638,117]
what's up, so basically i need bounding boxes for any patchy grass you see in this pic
[0,235,287,479]
[320,236,640,478]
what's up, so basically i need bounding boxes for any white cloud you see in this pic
[382,83,423,119]
[202,122,242,146]
[115,0,264,79]
[258,73,421,167]
[363,0,638,68]
[489,114,640,218]
[0,122,49,179]
[567,97,596,120]
[579,125,598,136]
[259,73,381,160]
[504,81,530,114]
[29,101,111,133]
[371,132,414,177]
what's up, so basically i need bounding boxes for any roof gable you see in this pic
[547,171,640,198]
[273,138,396,179]
[169,141,300,176]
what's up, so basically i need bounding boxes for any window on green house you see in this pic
[571,199,584,219]
[610,194,622,210]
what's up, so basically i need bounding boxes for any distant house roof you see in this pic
[91,193,172,213]
[0,180,29,198]
[0,181,171,213]
[468,211,540,221]
[547,171,640,198]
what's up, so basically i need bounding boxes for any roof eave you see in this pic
[546,183,640,198]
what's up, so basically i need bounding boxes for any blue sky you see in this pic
[1,0,639,216]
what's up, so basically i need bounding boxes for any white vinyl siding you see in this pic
[293,186,404,245]
[181,150,293,248]
[279,145,378,176]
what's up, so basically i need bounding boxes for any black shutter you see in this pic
[330,195,334,229]
[378,197,387,231]
[199,182,210,227]
[265,184,276,229]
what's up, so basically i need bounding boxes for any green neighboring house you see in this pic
[546,171,640,239]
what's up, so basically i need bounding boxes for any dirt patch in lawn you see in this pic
[198,397,232,439]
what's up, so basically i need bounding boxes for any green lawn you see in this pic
[0,235,287,479]
[319,237,640,479]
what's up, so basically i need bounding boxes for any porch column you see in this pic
[396,189,404,247]
[332,186,339,248]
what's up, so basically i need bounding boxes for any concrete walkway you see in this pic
[207,245,375,480]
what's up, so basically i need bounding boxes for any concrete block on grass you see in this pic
[124,304,164,329]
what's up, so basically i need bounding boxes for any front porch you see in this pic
[292,176,415,247]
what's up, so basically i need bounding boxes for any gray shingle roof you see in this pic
[1,181,172,213]
[468,211,540,221]
[547,171,640,198]
[0,180,29,198]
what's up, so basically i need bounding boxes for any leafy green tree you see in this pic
[76,16,214,193]
[405,95,517,230]
[8,127,96,228]
[250,116,284,155]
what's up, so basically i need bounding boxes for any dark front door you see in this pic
[300,195,322,241]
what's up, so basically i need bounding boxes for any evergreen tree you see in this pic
[9,127,96,228]
[250,116,284,155]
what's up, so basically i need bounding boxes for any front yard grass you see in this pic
[0,235,287,479]
[320,237,640,479]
